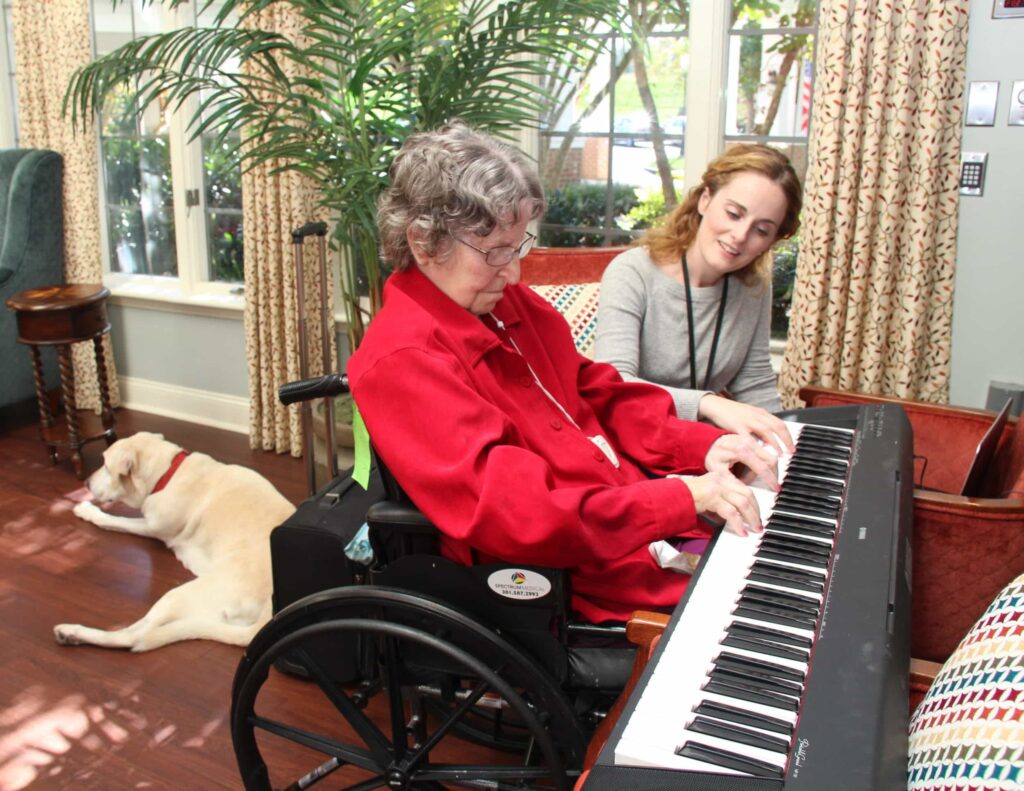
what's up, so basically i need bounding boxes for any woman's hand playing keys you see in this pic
[704,433,782,492]
[679,469,763,537]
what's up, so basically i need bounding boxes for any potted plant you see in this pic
[66,0,622,350]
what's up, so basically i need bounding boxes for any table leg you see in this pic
[58,344,83,478]
[29,346,54,429]
[94,335,117,443]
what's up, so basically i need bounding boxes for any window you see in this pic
[1,0,16,148]
[91,0,243,298]
[538,0,818,339]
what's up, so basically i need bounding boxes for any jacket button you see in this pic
[520,376,532,387]
[593,448,605,462]
[550,419,562,430]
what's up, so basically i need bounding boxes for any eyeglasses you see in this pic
[453,231,536,268]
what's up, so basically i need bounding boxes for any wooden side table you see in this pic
[5,284,117,477]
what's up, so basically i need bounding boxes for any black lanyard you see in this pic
[681,256,729,391]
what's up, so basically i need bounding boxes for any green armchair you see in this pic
[1,149,65,413]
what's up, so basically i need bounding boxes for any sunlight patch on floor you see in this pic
[0,688,95,790]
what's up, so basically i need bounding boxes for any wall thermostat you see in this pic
[993,0,1024,19]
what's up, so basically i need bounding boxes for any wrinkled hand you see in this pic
[678,470,762,537]
[698,394,795,456]
[704,433,781,492]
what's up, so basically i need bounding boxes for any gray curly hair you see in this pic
[378,121,546,271]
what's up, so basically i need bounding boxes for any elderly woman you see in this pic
[348,122,779,624]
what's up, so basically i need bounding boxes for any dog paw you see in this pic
[73,501,102,523]
[53,624,84,645]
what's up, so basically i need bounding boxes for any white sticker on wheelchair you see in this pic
[487,569,552,600]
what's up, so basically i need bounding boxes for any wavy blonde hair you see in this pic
[641,143,802,285]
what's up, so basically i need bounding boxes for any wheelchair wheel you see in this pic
[231,587,588,790]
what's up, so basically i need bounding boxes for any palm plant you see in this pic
[66,0,620,347]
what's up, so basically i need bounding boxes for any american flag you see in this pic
[799,59,813,134]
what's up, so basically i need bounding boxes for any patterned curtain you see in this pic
[11,0,121,411]
[778,1,969,408]
[242,6,335,456]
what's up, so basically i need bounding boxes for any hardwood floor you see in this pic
[0,408,325,790]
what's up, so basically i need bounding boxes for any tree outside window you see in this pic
[92,0,243,288]
[538,0,818,339]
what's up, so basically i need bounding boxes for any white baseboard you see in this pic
[118,376,250,435]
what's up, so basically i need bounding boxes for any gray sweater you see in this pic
[595,246,781,421]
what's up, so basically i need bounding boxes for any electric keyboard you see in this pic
[582,403,913,791]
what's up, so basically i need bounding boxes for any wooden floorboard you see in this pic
[0,408,330,790]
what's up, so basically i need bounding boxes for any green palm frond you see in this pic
[68,0,623,345]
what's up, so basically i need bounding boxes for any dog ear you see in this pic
[105,445,136,478]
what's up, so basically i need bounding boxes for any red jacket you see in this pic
[348,267,726,622]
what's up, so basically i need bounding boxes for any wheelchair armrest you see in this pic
[367,499,439,561]
[278,373,349,405]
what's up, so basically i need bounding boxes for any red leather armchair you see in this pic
[799,385,1024,663]
[519,245,625,286]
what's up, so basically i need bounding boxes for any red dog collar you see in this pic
[152,450,190,494]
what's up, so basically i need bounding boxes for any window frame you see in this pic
[92,0,244,312]
[1,1,17,148]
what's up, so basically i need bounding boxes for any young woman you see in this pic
[348,123,780,623]
[595,144,803,454]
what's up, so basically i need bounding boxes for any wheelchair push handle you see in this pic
[278,373,349,405]
[291,221,328,241]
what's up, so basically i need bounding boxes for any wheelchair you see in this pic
[230,374,638,790]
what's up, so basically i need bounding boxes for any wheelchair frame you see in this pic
[229,374,635,791]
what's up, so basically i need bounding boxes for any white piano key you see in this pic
[616,420,855,773]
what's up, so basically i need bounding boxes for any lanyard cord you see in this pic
[682,255,729,391]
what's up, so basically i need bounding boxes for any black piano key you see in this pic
[773,496,839,519]
[765,523,834,543]
[722,633,810,662]
[760,535,833,559]
[756,546,830,569]
[794,443,849,460]
[715,650,806,683]
[798,424,852,442]
[796,430,853,449]
[753,557,823,590]
[728,620,814,649]
[748,568,824,595]
[734,602,817,630]
[796,439,852,456]
[780,480,844,499]
[710,668,802,700]
[774,490,840,511]
[786,458,849,478]
[687,715,791,754]
[739,589,820,619]
[769,514,836,535]
[742,583,822,612]
[677,741,785,779]
[703,678,801,712]
[693,700,794,736]
[775,493,841,514]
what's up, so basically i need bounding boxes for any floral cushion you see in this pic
[529,282,601,359]
[908,572,1024,790]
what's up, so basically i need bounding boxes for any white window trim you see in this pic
[684,0,731,195]
[1,2,16,148]
[95,0,243,315]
